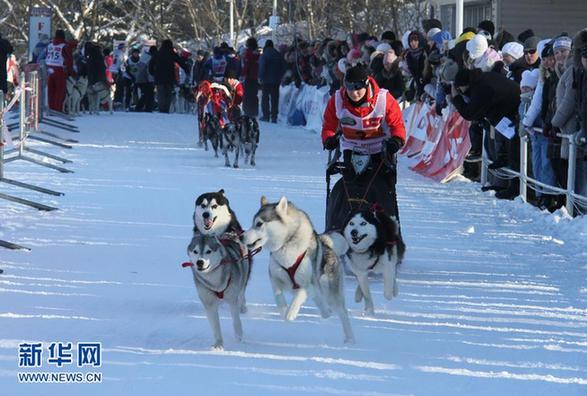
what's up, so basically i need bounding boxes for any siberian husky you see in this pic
[87,81,113,114]
[221,122,241,168]
[185,233,251,350]
[203,113,221,157]
[193,190,243,237]
[242,196,355,343]
[341,209,405,315]
[239,116,259,167]
[64,76,88,116]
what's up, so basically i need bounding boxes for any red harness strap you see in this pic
[214,276,231,299]
[281,251,307,290]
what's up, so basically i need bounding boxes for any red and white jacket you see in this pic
[321,76,405,154]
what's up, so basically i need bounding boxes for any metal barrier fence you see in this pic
[481,126,587,217]
[0,70,79,250]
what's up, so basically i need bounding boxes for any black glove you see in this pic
[385,137,402,155]
[323,136,339,151]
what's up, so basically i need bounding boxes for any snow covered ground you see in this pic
[1,112,586,395]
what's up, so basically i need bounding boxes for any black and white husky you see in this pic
[221,122,241,168]
[242,196,355,343]
[186,233,251,350]
[239,116,259,167]
[193,190,242,236]
[341,209,405,315]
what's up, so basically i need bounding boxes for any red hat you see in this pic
[180,49,192,59]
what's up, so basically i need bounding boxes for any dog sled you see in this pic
[325,137,401,233]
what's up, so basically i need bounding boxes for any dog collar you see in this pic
[280,251,307,290]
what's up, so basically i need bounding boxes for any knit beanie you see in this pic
[520,69,539,89]
[427,28,442,40]
[518,29,535,44]
[553,36,572,51]
[381,31,396,42]
[466,34,488,60]
[501,42,524,60]
[456,31,476,44]
[478,20,495,38]
[375,43,391,53]
[345,64,369,82]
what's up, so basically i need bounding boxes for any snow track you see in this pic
[1,112,586,395]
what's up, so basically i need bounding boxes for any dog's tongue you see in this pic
[204,218,214,228]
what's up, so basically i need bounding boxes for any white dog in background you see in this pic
[86,81,113,114]
[64,76,88,116]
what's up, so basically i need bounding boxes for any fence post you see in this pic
[519,132,529,202]
[480,127,488,186]
[565,135,577,217]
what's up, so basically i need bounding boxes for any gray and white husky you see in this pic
[239,116,259,167]
[341,209,405,315]
[242,196,355,343]
[186,233,251,350]
[221,123,241,168]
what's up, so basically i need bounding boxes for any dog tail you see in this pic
[319,232,348,256]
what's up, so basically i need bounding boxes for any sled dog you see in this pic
[64,76,88,116]
[186,233,251,350]
[193,190,242,236]
[341,209,405,314]
[242,196,355,343]
[239,116,259,167]
[203,113,221,157]
[221,122,241,168]
[87,81,113,114]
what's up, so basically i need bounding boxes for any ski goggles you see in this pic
[344,79,369,91]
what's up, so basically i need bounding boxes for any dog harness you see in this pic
[181,261,232,299]
[280,251,307,290]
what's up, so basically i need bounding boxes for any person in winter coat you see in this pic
[373,48,404,100]
[149,39,189,113]
[466,34,502,72]
[241,37,260,118]
[322,65,407,232]
[553,30,587,214]
[86,43,107,86]
[405,31,427,101]
[135,47,155,112]
[192,50,208,85]
[103,48,114,85]
[451,68,521,199]
[223,69,244,122]
[258,39,285,123]
[322,64,406,155]
[123,47,141,111]
[0,33,13,94]
[204,47,227,82]
[46,29,74,111]
[509,36,541,83]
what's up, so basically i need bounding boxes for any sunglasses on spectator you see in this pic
[344,80,369,91]
[524,49,537,55]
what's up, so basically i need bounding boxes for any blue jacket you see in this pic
[259,47,285,85]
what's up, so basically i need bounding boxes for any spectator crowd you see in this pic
[1,19,586,215]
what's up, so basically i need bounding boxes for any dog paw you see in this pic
[211,343,224,351]
[344,336,356,345]
[363,305,375,316]
[384,290,394,300]
[225,163,231,167]
[354,286,363,302]
[285,308,299,322]
[320,308,332,319]
[233,164,239,168]
[240,304,248,314]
